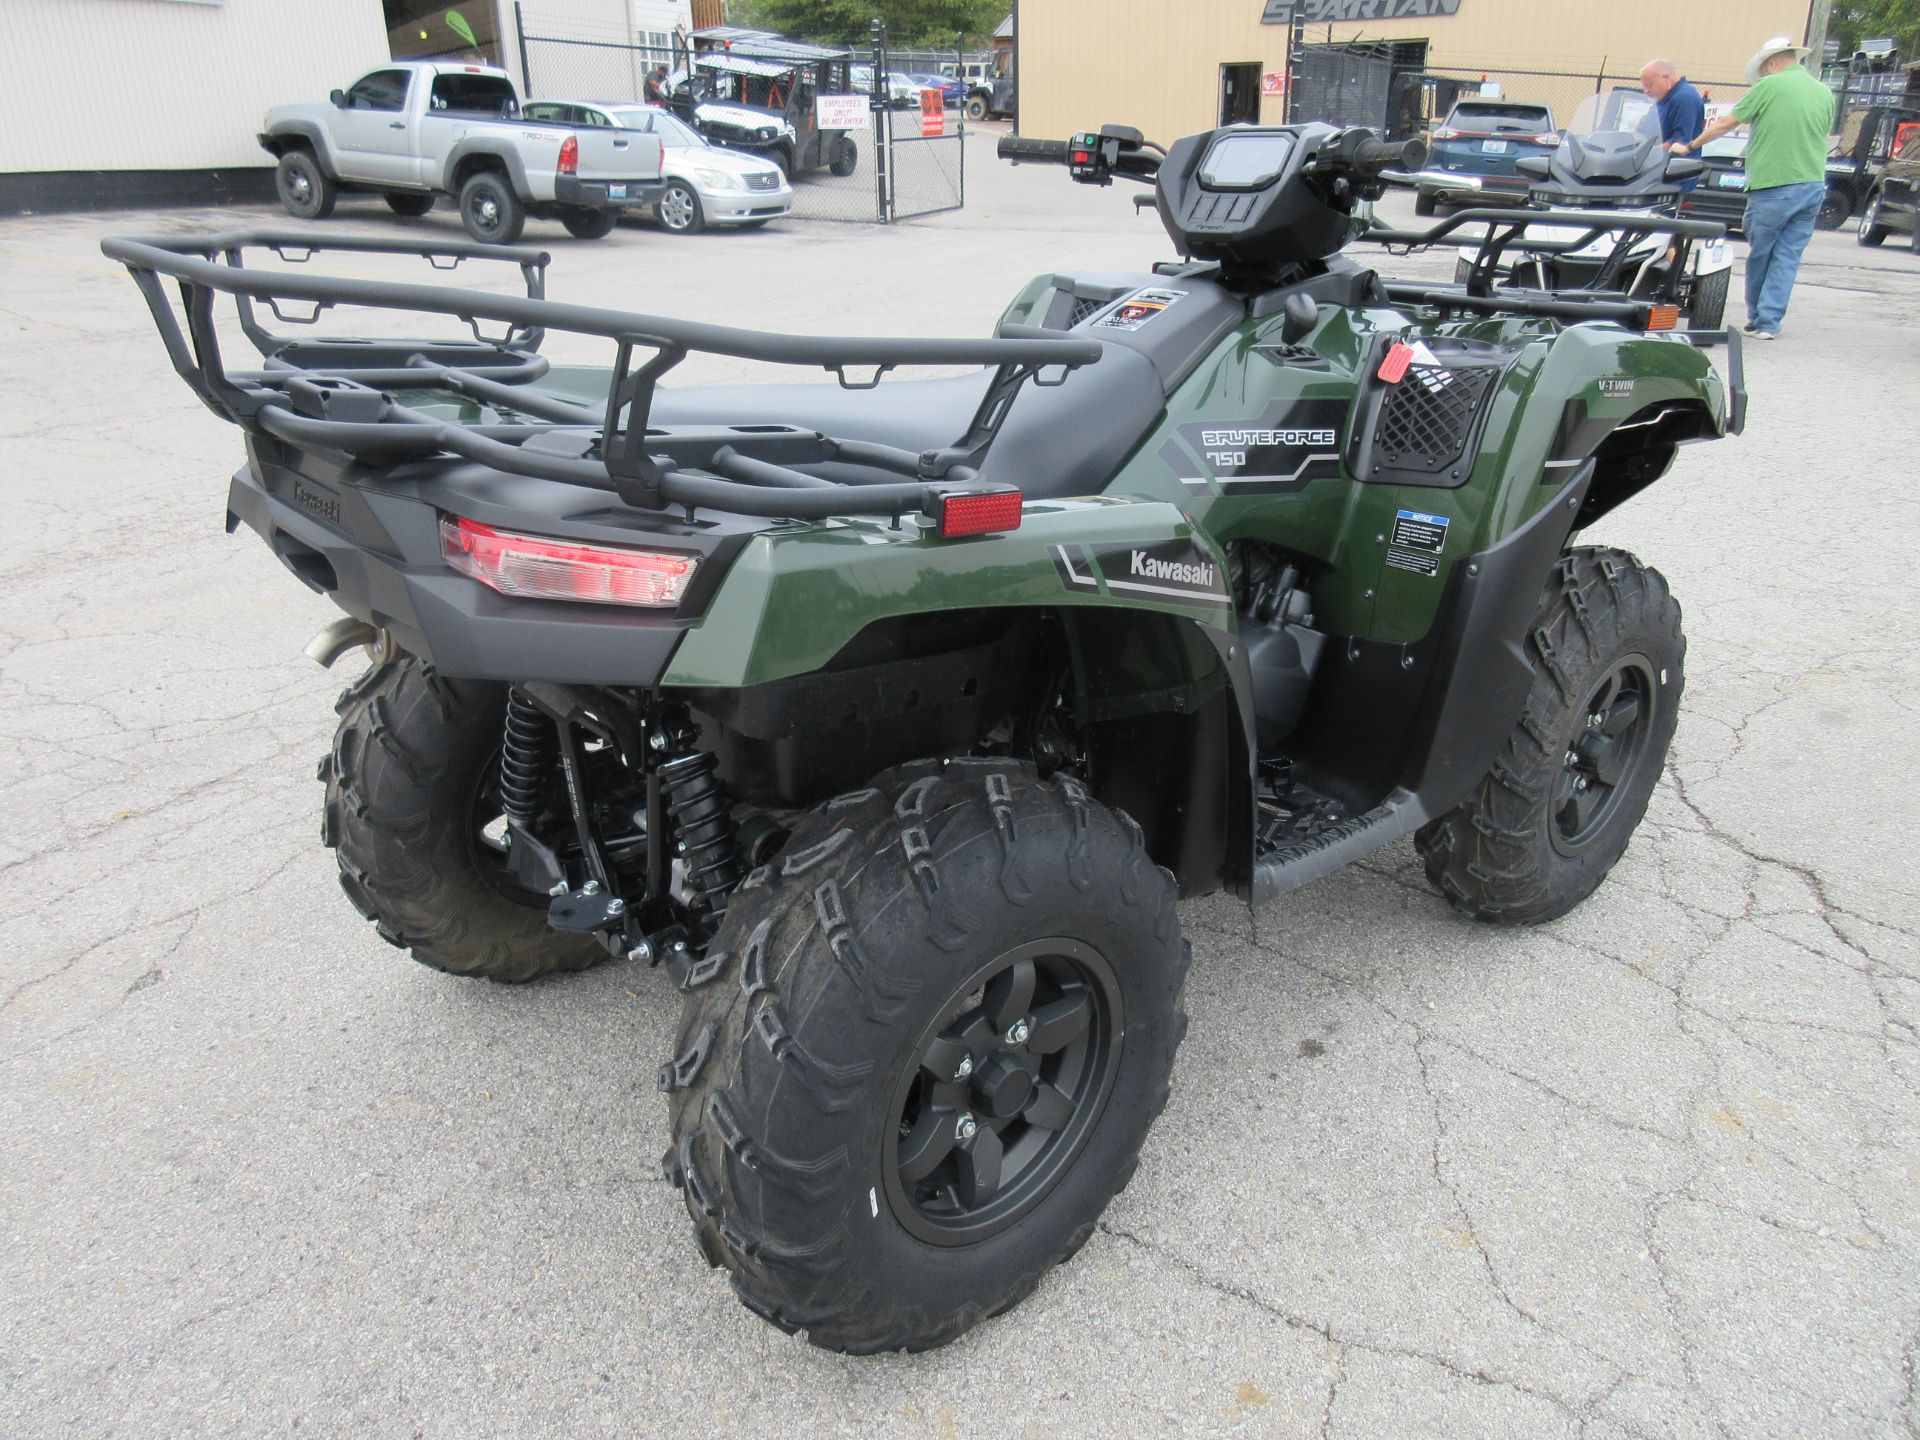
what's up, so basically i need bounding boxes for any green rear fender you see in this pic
[662,497,1236,689]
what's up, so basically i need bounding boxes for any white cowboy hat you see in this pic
[1744,35,1812,85]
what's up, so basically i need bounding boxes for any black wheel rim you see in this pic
[884,938,1122,1247]
[468,188,503,238]
[1551,656,1658,858]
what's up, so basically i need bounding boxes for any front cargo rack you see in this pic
[102,231,1105,523]
[1362,206,1729,322]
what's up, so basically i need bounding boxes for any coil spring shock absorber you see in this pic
[658,749,742,920]
[498,687,556,828]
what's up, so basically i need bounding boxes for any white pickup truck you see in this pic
[259,61,665,242]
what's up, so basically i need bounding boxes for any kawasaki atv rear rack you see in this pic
[1367,206,1728,315]
[101,231,1103,523]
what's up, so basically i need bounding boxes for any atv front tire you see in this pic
[663,760,1189,1352]
[1417,547,1684,925]
[321,656,604,982]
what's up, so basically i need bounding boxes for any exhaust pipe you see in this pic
[304,616,396,668]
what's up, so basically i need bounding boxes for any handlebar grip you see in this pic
[1355,136,1426,172]
[997,136,1073,163]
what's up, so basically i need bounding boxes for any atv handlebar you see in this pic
[996,136,1073,163]
[1350,135,1427,173]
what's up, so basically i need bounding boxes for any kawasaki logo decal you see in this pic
[1053,541,1231,608]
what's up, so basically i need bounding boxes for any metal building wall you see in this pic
[1019,0,1811,145]
[0,0,390,174]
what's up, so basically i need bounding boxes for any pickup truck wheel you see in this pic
[559,206,619,239]
[1858,192,1889,246]
[275,151,337,220]
[458,171,526,244]
[1416,547,1684,926]
[385,192,434,217]
[320,655,605,983]
[965,96,988,122]
[662,760,1189,1353]
[655,180,704,235]
[828,135,858,177]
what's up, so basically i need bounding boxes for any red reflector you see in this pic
[1377,341,1415,384]
[440,515,696,607]
[1646,304,1681,331]
[936,489,1023,539]
[557,135,578,175]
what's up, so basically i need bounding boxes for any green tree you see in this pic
[726,0,1005,46]
[1827,0,1920,62]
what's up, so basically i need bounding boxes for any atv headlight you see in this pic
[694,168,741,191]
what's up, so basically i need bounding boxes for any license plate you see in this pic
[1714,173,1743,189]
[608,183,628,199]
[1481,139,1508,154]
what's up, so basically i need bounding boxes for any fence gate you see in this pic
[513,9,963,226]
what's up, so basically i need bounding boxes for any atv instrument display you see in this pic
[107,118,1742,1354]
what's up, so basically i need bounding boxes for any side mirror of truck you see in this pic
[330,89,347,107]
[1665,156,1705,181]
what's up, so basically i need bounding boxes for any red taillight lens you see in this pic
[1431,126,1459,141]
[935,488,1023,538]
[1534,132,1561,146]
[440,515,696,607]
[1645,304,1681,331]
[557,135,578,175]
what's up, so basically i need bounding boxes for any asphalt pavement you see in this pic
[3,127,1918,1438]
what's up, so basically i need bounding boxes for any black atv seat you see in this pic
[648,342,1170,500]
[648,274,1246,499]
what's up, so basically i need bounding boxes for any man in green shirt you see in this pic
[1671,35,1837,338]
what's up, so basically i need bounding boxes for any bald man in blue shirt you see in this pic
[1642,59,1706,190]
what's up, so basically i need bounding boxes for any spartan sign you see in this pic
[1263,0,1464,21]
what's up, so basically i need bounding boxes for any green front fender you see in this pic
[662,497,1236,689]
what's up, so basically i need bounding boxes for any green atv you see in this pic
[106,118,1741,1354]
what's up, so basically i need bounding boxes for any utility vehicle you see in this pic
[106,116,1741,1354]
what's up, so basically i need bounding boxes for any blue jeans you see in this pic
[1743,181,1823,333]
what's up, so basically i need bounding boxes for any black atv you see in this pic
[106,118,1741,1353]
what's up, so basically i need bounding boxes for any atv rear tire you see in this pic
[663,760,1188,1353]
[321,656,605,982]
[1686,265,1729,332]
[1416,547,1684,925]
